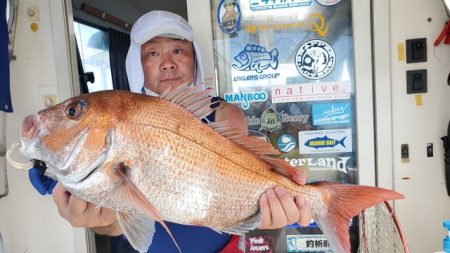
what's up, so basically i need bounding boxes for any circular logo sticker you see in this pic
[277,134,297,153]
[295,39,335,80]
[259,107,282,133]
[316,0,342,6]
[217,0,241,34]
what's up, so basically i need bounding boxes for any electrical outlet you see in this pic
[44,95,57,107]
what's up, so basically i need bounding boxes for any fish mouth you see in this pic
[232,59,248,71]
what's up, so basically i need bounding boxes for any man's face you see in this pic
[140,36,195,94]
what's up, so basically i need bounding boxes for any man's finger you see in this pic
[258,193,272,229]
[295,196,312,226]
[292,169,307,185]
[266,188,286,228]
[274,186,299,225]
[52,183,70,218]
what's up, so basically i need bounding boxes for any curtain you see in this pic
[0,0,12,112]
[108,28,130,91]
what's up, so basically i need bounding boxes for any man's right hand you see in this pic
[52,183,123,236]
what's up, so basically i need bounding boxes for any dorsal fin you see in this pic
[209,121,302,179]
[160,83,214,119]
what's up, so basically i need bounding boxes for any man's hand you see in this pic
[257,174,312,229]
[52,183,122,236]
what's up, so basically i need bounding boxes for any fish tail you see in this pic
[338,136,347,148]
[306,182,404,253]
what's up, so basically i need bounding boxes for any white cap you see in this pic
[126,10,204,93]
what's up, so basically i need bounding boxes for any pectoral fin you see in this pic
[116,211,155,253]
[114,163,182,253]
[221,211,261,235]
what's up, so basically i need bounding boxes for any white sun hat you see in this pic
[126,10,204,93]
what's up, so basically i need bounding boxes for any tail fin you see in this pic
[338,136,347,148]
[309,182,404,253]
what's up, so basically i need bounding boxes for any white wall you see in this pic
[375,0,450,252]
[0,0,86,252]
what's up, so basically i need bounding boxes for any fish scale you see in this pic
[113,123,279,228]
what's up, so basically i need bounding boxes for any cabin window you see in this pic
[74,21,113,92]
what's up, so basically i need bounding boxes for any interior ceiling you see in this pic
[72,0,188,31]
[125,0,188,21]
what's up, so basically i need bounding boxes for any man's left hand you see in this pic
[257,175,312,229]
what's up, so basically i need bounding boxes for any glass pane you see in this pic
[211,0,356,184]
[74,22,113,92]
[210,0,358,251]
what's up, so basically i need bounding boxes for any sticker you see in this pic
[259,107,282,132]
[315,0,342,6]
[232,72,281,83]
[272,81,351,104]
[281,113,309,124]
[277,134,297,153]
[250,0,312,11]
[245,13,329,37]
[285,156,353,174]
[287,234,332,252]
[217,0,241,34]
[295,40,335,79]
[246,113,309,126]
[232,44,279,73]
[312,102,351,126]
[224,90,268,110]
[247,115,261,126]
[299,129,352,154]
[246,236,275,252]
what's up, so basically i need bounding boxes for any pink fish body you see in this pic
[19,85,404,252]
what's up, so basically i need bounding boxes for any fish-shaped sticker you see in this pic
[304,135,347,149]
[232,44,279,73]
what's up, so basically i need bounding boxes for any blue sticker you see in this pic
[305,136,346,149]
[312,102,351,126]
[250,0,312,11]
[232,44,279,73]
[277,134,297,153]
[299,129,352,154]
[224,90,268,110]
[217,0,241,34]
[295,40,335,80]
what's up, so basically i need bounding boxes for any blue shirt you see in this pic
[110,216,231,253]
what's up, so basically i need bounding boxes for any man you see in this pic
[52,10,312,252]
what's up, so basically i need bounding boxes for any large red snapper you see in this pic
[19,85,403,253]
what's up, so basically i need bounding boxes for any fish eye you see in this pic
[65,101,83,120]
